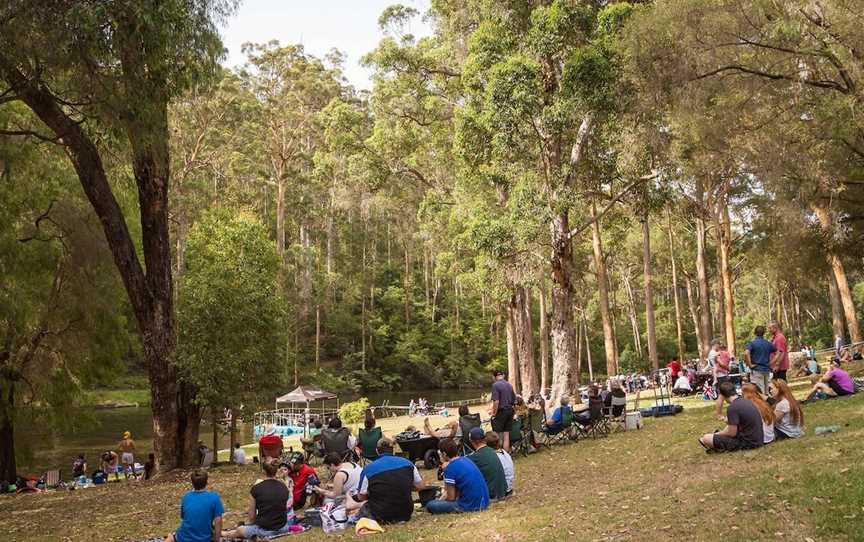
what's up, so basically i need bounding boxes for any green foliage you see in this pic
[338,398,370,425]
[176,208,286,413]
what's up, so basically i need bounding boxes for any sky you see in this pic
[219,0,432,91]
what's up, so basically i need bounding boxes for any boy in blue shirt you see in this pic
[167,469,224,542]
[425,438,490,514]
[744,325,776,394]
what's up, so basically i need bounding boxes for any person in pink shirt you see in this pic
[713,343,732,419]
[768,321,789,381]
[805,359,856,401]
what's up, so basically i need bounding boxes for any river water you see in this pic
[14,388,485,475]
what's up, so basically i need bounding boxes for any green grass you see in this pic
[82,387,151,407]
[4,368,864,542]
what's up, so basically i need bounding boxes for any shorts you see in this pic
[121,453,134,465]
[713,434,760,452]
[242,522,291,538]
[491,408,514,433]
[828,379,853,397]
[749,371,771,393]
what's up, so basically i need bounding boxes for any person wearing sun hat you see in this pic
[118,431,136,479]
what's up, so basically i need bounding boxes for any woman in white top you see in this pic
[769,379,804,439]
[315,452,362,504]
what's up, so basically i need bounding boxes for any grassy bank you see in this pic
[82,387,151,407]
[3,367,863,542]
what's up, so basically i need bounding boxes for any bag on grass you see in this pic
[320,502,347,533]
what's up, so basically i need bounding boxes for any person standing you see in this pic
[232,443,247,465]
[118,431,136,479]
[744,326,776,394]
[768,321,789,381]
[713,343,732,419]
[489,370,516,452]
[835,334,845,358]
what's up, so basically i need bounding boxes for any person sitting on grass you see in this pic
[467,427,508,500]
[313,452,361,505]
[740,383,775,444]
[72,454,87,478]
[699,381,764,453]
[769,379,804,439]
[424,438,489,514]
[804,359,856,402]
[221,459,291,540]
[672,371,693,396]
[165,469,223,542]
[232,443,246,465]
[545,395,573,433]
[346,437,426,524]
[486,431,514,496]
[287,453,319,511]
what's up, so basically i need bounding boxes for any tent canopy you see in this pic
[276,386,338,404]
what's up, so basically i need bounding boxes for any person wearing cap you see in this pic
[489,370,517,452]
[425,438,489,514]
[118,431,136,479]
[348,437,426,524]
[287,453,318,511]
[467,428,508,500]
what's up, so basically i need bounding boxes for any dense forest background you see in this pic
[3,0,864,472]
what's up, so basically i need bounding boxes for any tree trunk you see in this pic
[715,193,736,356]
[622,268,642,354]
[549,212,579,402]
[315,304,321,369]
[685,277,706,362]
[694,213,714,352]
[276,180,286,259]
[510,286,537,397]
[813,204,862,342]
[583,315,594,382]
[590,202,618,376]
[666,209,686,361]
[228,411,237,464]
[642,217,659,371]
[828,274,846,339]
[403,241,411,324]
[505,306,519,390]
[538,283,550,393]
[211,409,219,464]
[0,375,16,483]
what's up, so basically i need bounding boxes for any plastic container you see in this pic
[814,425,840,435]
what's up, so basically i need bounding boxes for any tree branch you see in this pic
[566,173,656,240]
[691,65,850,93]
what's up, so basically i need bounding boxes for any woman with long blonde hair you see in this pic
[741,383,775,443]
[769,379,804,439]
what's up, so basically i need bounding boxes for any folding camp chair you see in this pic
[538,406,575,446]
[458,413,482,455]
[321,427,354,462]
[509,417,531,457]
[605,395,628,433]
[357,426,382,466]
[43,469,61,489]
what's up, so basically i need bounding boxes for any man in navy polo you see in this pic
[348,437,425,524]
[744,325,776,393]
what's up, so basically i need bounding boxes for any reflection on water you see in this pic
[14,388,486,474]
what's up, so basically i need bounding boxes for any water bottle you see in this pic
[814,425,840,435]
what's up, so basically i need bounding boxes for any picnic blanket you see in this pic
[138,524,310,542]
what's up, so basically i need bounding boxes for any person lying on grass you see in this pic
[424,438,490,514]
[804,359,856,402]
[165,469,223,542]
[467,427,508,500]
[221,459,291,540]
[699,381,764,453]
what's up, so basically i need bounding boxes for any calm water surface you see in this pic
[14,388,486,474]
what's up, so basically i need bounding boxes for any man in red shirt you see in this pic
[666,357,682,378]
[287,453,319,511]
[768,321,789,381]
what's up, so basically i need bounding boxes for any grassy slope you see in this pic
[3,376,864,542]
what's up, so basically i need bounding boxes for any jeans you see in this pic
[425,499,462,514]
[242,522,291,539]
